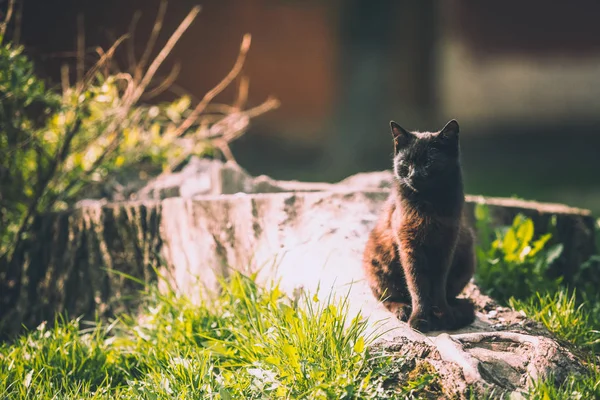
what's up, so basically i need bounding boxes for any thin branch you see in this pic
[141,61,180,100]
[234,75,249,110]
[95,46,122,77]
[112,72,136,101]
[0,0,15,41]
[12,0,22,45]
[173,33,252,138]
[76,14,85,88]
[61,64,70,97]
[162,81,200,103]
[204,104,238,115]
[214,139,237,164]
[130,5,201,104]
[242,96,280,119]
[94,46,110,77]
[101,29,125,75]
[127,10,141,71]
[135,0,168,81]
[81,34,129,89]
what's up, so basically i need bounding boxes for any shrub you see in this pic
[474,204,564,304]
[0,3,279,328]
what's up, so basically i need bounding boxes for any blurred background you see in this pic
[13,0,600,213]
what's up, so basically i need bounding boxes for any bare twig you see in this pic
[12,0,21,45]
[76,14,85,89]
[234,75,250,110]
[135,0,168,81]
[50,5,201,199]
[61,64,70,97]
[162,81,201,103]
[0,0,15,41]
[102,29,124,70]
[81,34,129,89]
[214,139,237,163]
[130,5,200,104]
[94,47,110,77]
[242,96,280,119]
[141,61,181,100]
[94,47,122,76]
[173,33,252,138]
[127,10,141,70]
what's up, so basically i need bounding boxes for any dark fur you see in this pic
[362,119,476,333]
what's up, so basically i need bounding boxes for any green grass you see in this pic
[507,289,600,398]
[510,290,600,352]
[0,272,443,399]
[524,364,600,400]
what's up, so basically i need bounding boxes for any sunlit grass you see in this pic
[525,362,600,400]
[510,290,600,352]
[0,271,443,399]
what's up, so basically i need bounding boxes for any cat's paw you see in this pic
[384,301,412,322]
[447,298,476,329]
[408,312,432,333]
[412,301,474,333]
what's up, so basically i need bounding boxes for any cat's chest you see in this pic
[394,208,458,241]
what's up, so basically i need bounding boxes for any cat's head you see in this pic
[390,119,461,193]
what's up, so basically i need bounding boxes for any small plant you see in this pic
[525,364,600,400]
[474,204,564,304]
[399,361,443,399]
[510,290,600,352]
[474,204,600,398]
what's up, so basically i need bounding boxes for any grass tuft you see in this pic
[525,363,600,400]
[0,271,430,399]
[510,290,600,352]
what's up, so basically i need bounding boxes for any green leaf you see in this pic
[545,244,564,265]
[219,387,233,400]
[502,226,518,260]
[353,337,365,354]
[530,233,552,257]
[516,218,534,246]
[474,203,489,222]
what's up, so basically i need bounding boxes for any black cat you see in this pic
[362,119,476,333]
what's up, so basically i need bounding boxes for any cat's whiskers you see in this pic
[403,179,419,193]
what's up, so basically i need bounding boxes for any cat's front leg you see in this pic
[401,244,461,332]
[398,250,441,332]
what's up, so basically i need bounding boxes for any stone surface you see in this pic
[2,161,597,397]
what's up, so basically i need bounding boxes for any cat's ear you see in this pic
[438,119,459,142]
[390,121,411,150]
